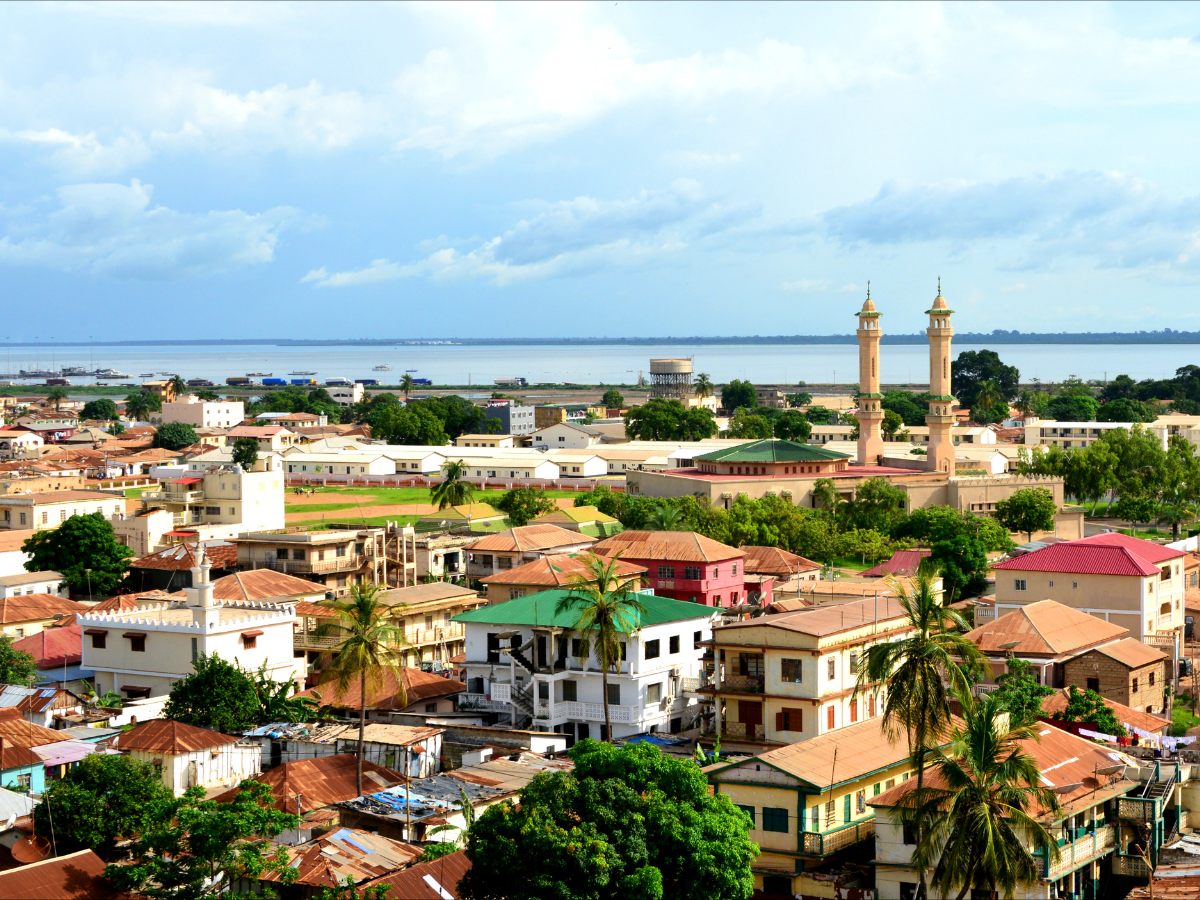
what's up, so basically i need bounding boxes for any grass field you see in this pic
[125,488,145,499]
[1171,696,1200,737]
[283,485,579,515]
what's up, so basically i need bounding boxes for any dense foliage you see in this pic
[991,659,1054,725]
[232,436,259,470]
[0,633,39,685]
[624,399,719,441]
[248,385,347,423]
[23,512,133,597]
[353,393,500,443]
[496,487,557,526]
[720,379,757,412]
[601,389,624,408]
[80,398,118,420]
[162,653,262,733]
[951,349,1020,411]
[994,487,1058,542]
[152,421,200,450]
[459,739,758,900]
[1051,685,1124,737]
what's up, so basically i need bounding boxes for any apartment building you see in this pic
[0,490,125,531]
[1023,414,1200,451]
[479,552,647,603]
[484,400,536,435]
[236,527,391,595]
[590,530,745,608]
[705,597,909,747]
[992,533,1185,641]
[152,395,244,429]
[136,466,284,534]
[0,430,44,460]
[464,524,596,579]
[455,588,716,741]
[0,571,64,598]
[327,383,364,407]
[224,426,304,452]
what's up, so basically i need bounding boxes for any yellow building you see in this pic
[0,489,126,531]
[706,718,918,898]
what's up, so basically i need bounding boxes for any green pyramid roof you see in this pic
[453,589,712,629]
[697,439,850,464]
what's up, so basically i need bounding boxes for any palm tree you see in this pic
[45,386,69,411]
[400,374,415,400]
[646,505,685,531]
[903,691,1060,900]
[168,374,188,399]
[123,391,153,421]
[855,564,986,900]
[694,373,714,399]
[973,379,1003,420]
[557,554,647,742]
[314,582,408,795]
[1013,390,1038,420]
[430,459,474,511]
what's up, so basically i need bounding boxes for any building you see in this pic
[358,849,470,900]
[327,383,365,407]
[534,406,568,429]
[479,552,648,604]
[224,425,304,452]
[114,719,260,796]
[454,434,516,448]
[297,667,465,719]
[740,546,821,591]
[704,597,909,748]
[0,594,86,638]
[0,532,31,578]
[860,549,932,578]
[590,530,745,607]
[460,456,561,481]
[694,439,851,476]
[705,718,919,899]
[529,505,624,538]
[212,753,407,814]
[0,849,127,900]
[530,422,604,450]
[0,570,64,597]
[464,524,596,579]
[0,489,125,531]
[871,725,1150,900]
[0,430,44,460]
[152,395,245,429]
[416,503,507,534]
[185,447,286,473]
[992,532,1185,642]
[283,451,395,476]
[548,452,609,478]
[139,379,177,404]
[136,466,285,534]
[455,588,716,740]
[127,540,238,592]
[236,527,392,596]
[78,549,299,702]
[484,400,536,436]
[257,827,421,894]
[1061,638,1169,714]
[649,358,693,400]
[0,739,46,794]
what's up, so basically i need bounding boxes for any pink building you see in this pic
[591,530,745,608]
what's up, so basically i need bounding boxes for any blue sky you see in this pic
[4,1,1200,340]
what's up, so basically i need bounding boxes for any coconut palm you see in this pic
[45,386,69,412]
[902,691,1060,900]
[557,553,647,742]
[400,373,415,400]
[168,374,188,399]
[430,459,475,511]
[1013,390,1039,420]
[123,391,160,421]
[973,379,1004,420]
[854,564,986,900]
[694,373,714,399]
[646,505,685,531]
[314,582,408,795]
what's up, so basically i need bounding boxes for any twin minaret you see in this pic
[854,281,955,475]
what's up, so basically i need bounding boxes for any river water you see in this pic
[5,342,1199,388]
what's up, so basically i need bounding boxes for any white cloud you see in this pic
[780,279,828,293]
[304,179,759,287]
[1,127,151,177]
[0,179,303,279]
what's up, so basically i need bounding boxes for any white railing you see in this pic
[457,693,509,711]
[490,682,512,703]
[679,677,702,692]
[973,683,1001,696]
[1039,826,1116,880]
[530,700,639,723]
[1157,614,1175,632]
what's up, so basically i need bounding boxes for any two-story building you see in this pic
[235,527,389,596]
[455,588,716,741]
[529,422,604,450]
[479,552,647,604]
[136,466,284,534]
[705,597,910,748]
[0,489,125,531]
[1061,639,1169,714]
[224,425,304,452]
[0,429,44,460]
[464,524,596,580]
[591,530,745,607]
[152,396,245,429]
[992,533,1185,642]
[0,593,85,638]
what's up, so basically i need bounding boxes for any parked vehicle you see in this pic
[262,377,287,386]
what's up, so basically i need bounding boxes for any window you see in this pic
[59,509,67,522]
[276,548,289,560]
[425,615,434,629]
[205,506,221,516]
[130,636,146,653]
[902,824,917,845]
[294,548,306,560]
[1150,671,1156,686]
[15,774,30,790]
[336,545,347,557]
[886,778,895,790]
[694,630,703,649]
[191,637,198,662]
[424,702,438,713]
[647,683,662,703]
[562,680,577,702]
[572,638,585,657]
[873,782,881,796]
[619,642,626,661]
[762,807,788,833]
[856,789,866,814]
[827,657,836,680]
[1014,579,1027,591]
[850,701,858,723]
[826,705,835,729]
[683,566,702,580]
[777,707,803,732]
[669,635,680,654]
[477,554,493,568]
[657,564,675,578]
[41,512,47,525]
[781,659,803,683]
[607,683,620,704]
[90,632,106,649]
[849,650,858,671]
[242,634,257,649]
[824,800,835,827]
[736,805,756,827]
[644,639,661,659]
[900,883,918,900]
[1132,678,1139,692]
[713,567,719,578]
[1072,581,1078,589]
[498,557,512,569]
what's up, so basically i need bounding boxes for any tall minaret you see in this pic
[855,284,884,466]
[926,278,956,475]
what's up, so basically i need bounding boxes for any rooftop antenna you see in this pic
[938,276,942,296]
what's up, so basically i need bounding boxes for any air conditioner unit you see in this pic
[669,667,680,679]
[660,697,670,710]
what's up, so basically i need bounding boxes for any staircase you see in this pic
[507,645,536,674]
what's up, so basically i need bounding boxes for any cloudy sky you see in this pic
[4,1,1200,340]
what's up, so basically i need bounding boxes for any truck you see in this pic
[290,378,318,386]
[262,377,287,386]
[226,377,252,386]
[355,379,379,386]
[412,378,432,385]
[186,379,215,387]
[325,377,352,386]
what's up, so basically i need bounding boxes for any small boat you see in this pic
[405,368,418,372]
[139,373,155,378]
[247,372,272,377]
[373,364,393,371]
[289,370,316,376]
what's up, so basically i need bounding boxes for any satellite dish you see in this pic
[1052,783,1084,794]
[11,835,51,864]
[999,640,1021,650]
[1097,764,1126,776]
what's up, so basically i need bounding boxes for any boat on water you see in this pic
[289,370,316,376]
[247,372,272,377]
[139,373,155,378]
[373,364,393,371]
[405,368,419,372]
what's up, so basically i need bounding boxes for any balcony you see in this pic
[531,698,640,724]
[260,554,365,575]
[718,722,765,740]
[717,674,764,694]
[1110,853,1150,879]
[1157,613,1175,632]
[142,490,204,503]
[1038,826,1116,880]
[801,819,876,857]
[1117,797,1160,824]
[457,693,509,711]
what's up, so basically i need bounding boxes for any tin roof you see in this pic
[0,571,62,587]
[297,667,465,710]
[963,600,1129,656]
[1091,637,1167,669]
[361,849,471,899]
[464,524,594,554]
[209,569,324,601]
[214,754,407,813]
[13,625,81,668]
[993,532,1182,577]
[860,549,932,578]
[0,708,63,747]
[739,546,820,577]
[0,737,44,771]
[532,506,619,525]
[1040,688,1170,735]
[696,439,850,463]
[0,849,131,899]
[131,540,237,571]
[591,530,743,563]
[0,594,86,624]
[260,827,420,887]
[479,552,646,587]
[115,719,241,754]
[454,589,714,629]
[376,582,481,607]
[720,596,910,638]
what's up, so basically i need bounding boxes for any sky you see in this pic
[4,1,1200,340]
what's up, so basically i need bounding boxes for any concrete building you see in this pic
[0,571,64,598]
[115,719,260,797]
[455,588,716,740]
[590,530,745,608]
[224,425,304,452]
[0,489,125,531]
[137,466,284,534]
[236,527,393,596]
[0,431,43,460]
[1061,639,1169,714]
[530,422,604,450]
[454,434,516,448]
[152,395,244,429]
[464,524,596,579]
[479,552,647,604]
[283,452,395,476]
[327,383,365,407]
[0,594,86,638]
[694,439,851,477]
[484,400,536,436]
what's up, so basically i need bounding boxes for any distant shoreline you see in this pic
[6,332,1200,347]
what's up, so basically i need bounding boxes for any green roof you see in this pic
[533,505,619,525]
[697,439,850,464]
[417,503,503,522]
[452,588,713,629]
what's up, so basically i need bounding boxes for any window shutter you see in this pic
[776,712,784,731]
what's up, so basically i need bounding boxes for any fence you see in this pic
[801,820,876,856]
[284,473,624,492]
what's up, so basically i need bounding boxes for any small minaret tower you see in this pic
[185,546,219,628]
[855,284,884,466]
[926,278,956,475]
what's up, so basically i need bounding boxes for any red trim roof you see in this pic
[993,533,1182,578]
[169,477,203,484]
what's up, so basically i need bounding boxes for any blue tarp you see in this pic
[624,733,690,747]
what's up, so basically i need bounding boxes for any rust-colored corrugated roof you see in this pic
[0,708,67,747]
[0,848,132,899]
[210,569,323,601]
[721,596,911,638]
[0,737,44,770]
[91,594,151,613]
[480,552,646,587]
[591,530,742,563]
[12,625,81,668]
[465,524,595,554]
[377,583,481,606]
[115,719,241,754]
[215,754,406,812]
[1128,867,1200,899]
[0,594,86,625]
[964,600,1129,656]
[131,541,237,571]
[739,545,820,577]
[361,849,471,899]
[994,532,1182,577]
[1041,688,1170,735]
[1091,637,1167,669]
[297,667,465,710]
[860,549,932,578]
[261,827,420,887]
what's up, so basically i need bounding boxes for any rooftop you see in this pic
[115,719,241,754]
[464,523,594,554]
[130,540,238,571]
[591,529,742,563]
[1092,637,1167,669]
[0,849,130,900]
[0,570,62,587]
[993,532,1184,577]
[660,463,929,482]
[0,594,86,624]
[297,667,465,710]
[210,569,325,601]
[739,546,820,577]
[532,505,619,526]
[213,753,406,813]
[696,439,850,463]
[480,552,646,587]
[1041,688,1169,735]
[419,503,504,523]
[260,827,420,888]
[454,588,714,630]
[376,582,481,607]
[963,600,1129,656]
[13,625,81,668]
[718,596,911,639]
[860,549,932,578]
[361,849,470,900]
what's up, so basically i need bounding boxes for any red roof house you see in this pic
[591,530,745,608]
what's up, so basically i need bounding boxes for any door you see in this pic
[486,633,500,664]
[537,636,548,668]
[738,700,763,725]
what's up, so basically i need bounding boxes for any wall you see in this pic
[1062,651,1167,713]
[130,744,261,796]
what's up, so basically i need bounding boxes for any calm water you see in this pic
[5,342,1199,389]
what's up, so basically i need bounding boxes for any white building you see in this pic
[0,571,63,598]
[152,396,245,429]
[0,490,126,532]
[547,453,609,478]
[530,422,605,450]
[1023,415,1200,451]
[455,588,715,741]
[0,431,44,460]
[283,452,396,476]
[115,718,261,797]
[78,548,299,702]
[185,447,285,473]
[135,465,284,534]
[328,383,365,407]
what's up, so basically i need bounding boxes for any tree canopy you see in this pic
[601,389,624,409]
[991,659,1053,725]
[772,409,812,442]
[232,437,259,470]
[1096,397,1158,423]
[930,534,989,600]
[720,379,757,412]
[951,349,1020,410]
[23,512,132,597]
[0,634,39,686]
[496,487,557,526]
[80,398,118,421]
[1045,394,1099,422]
[152,421,200,451]
[994,487,1058,541]
[458,739,758,900]
[162,653,262,733]
[624,400,718,441]
[725,411,772,439]
[1051,685,1124,737]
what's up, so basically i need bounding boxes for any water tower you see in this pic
[649,358,694,400]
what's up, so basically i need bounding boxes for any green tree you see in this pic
[107,780,299,900]
[902,692,1059,900]
[803,405,837,425]
[34,753,173,860]
[1097,397,1158,423]
[1013,389,1049,419]
[930,535,989,601]
[1051,685,1124,737]
[431,459,475,510]
[773,410,812,441]
[558,555,647,742]
[624,399,718,441]
[720,379,757,412]
[881,408,905,439]
[991,659,1053,726]
[315,583,407,795]
[193,389,219,401]
[80,398,118,421]
[497,487,557,527]
[168,374,188,398]
[573,484,626,519]
[994,487,1058,542]
[124,390,162,420]
[844,476,907,532]
[372,403,449,445]
[252,663,320,723]
[694,373,714,399]
[892,506,1014,553]
[458,739,758,900]
[232,437,259,470]
[786,391,812,408]
[646,505,686,532]
[836,528,891,565]
[45,385,70,411]
[1046,394,1098,422]
[856,565,985,900]
[0,634,39,686]
[811,477,842,514]
[421,786,476,862]
[951,350,1020,410]
[725,411,772,439]
[163,653,261,733]
[22,512,132,597]
[1100,374,1138,402]
[400,373,415,399]
[152,421,200,451]
[601,389,624,409]
[973,379,1003,413]
[883,390,929,427]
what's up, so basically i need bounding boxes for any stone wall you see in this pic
[1062,651,1167,714]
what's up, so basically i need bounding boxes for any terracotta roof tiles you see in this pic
[591,530,742,563]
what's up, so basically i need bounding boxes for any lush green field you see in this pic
[1171,695,1200,737]
[125,488,145,499]
[284,485,578,515]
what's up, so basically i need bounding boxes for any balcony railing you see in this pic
[142,489,205,503]
[294,624,462,650]
[457,693,509,711]
[679,677,704,693]
[260,555,365,575]
[720,722,765,740]
[1110,854,1150,879]
[801,819,876,856]
[1037,826,1116,880]
[530,700,639,723]
[1118,797,1159,824]
[718,674,765,694]
[1157,614,1175,631]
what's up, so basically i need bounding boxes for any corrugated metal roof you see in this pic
[377,583,480,606]
[0,595,86,625]
[361,849,471,899]
[1092,637,1168,669]
[115,719,241,754]
[740,546,820,577]
[1041,688,1170,735]
[963,600,1129,656]
[591,530,743,563]
[696,439,850,463]
[12,626,81,668]
[0,737,44,770]
[131,540,237,571]
[214,753,406,813]
[480,553,646,587]
[994,533,1181,577]
[260,827,420,888]
[0,709,63,747]
[0,848,131,899]
[210,569,323,601]
[860,549,932,578]
[464,524,594,553]
[721,596,910,638]
[454,589,713,629]
[298,667,465,710]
